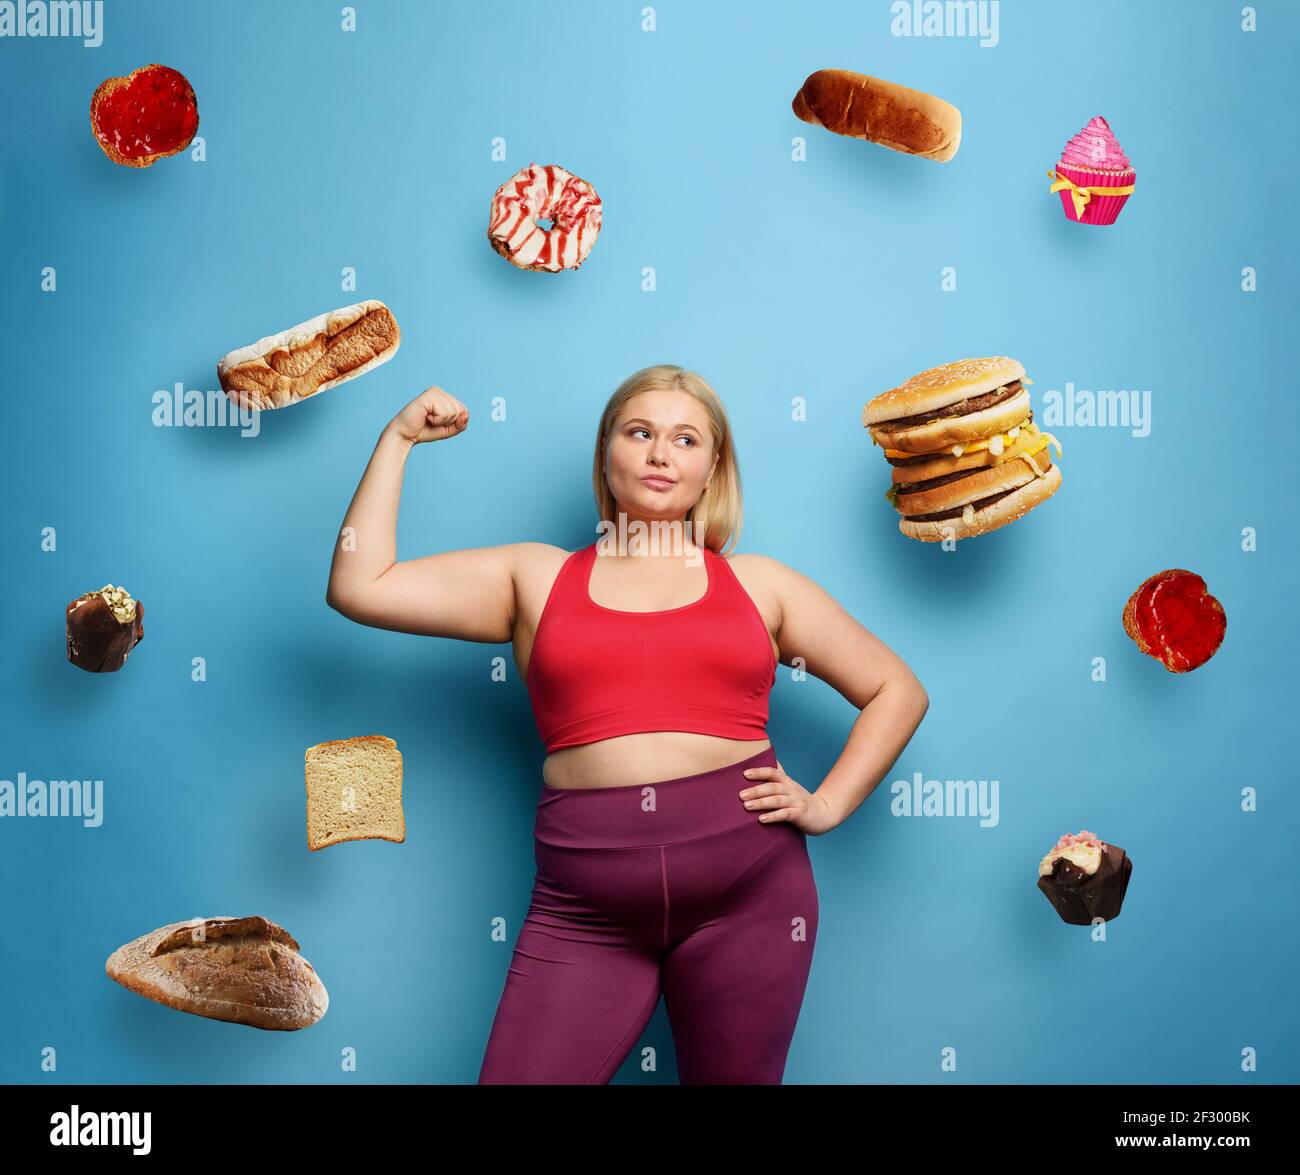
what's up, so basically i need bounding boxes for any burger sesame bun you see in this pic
[871,386,1030,453]
[899,461,1061,542]
[864,356,1026,425]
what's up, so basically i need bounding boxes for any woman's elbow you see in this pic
[904,669,930,720]
[325,583,358,619]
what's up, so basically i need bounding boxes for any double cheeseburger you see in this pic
[863,356,1063,541]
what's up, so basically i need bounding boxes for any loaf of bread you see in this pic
[217,300,400,411]
[792,69,961,162]
[105,916,328,1030]
[305,734,405,851]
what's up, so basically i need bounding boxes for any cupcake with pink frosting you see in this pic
[1037,829,1133,924]
[1048,116,1136,226]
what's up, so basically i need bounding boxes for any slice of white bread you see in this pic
[305,735,405,851]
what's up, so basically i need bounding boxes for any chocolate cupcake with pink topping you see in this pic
[1048,116,1136,226]
[1037,830,1133,924]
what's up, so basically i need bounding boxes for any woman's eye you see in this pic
[628,427,693,445]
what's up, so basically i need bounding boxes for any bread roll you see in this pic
[792,69,961,162]
[305,734,405,851]
[105,916,328,1030]
[217,300,400,411]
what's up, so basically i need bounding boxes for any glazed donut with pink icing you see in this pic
[487,163,603,272]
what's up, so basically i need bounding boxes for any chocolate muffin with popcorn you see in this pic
[66,583,144,672]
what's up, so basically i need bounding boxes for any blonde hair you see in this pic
[592,364,744,555]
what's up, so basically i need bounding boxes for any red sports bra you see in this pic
[524,540,778,753]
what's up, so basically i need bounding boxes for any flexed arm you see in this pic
[325,387,518,642]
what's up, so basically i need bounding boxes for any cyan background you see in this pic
[1,0,1295,1084]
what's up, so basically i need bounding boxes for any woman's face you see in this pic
[604,389,719,529]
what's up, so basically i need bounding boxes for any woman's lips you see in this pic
[641,476,675,491]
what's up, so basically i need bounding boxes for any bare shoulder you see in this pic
[509,541,576,616]
[723,550,786,572]
[509,541,573,581]
[722,550,805,594]
[723,550,846,620]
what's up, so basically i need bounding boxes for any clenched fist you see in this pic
[387,386,470,445]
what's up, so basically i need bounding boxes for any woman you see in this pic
[326,363,930,1084]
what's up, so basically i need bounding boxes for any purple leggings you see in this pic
[478,745,818,1084]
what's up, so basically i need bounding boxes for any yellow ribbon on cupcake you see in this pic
[1046,170,1135,219]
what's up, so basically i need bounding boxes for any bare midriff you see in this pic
[541,732,772,790]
